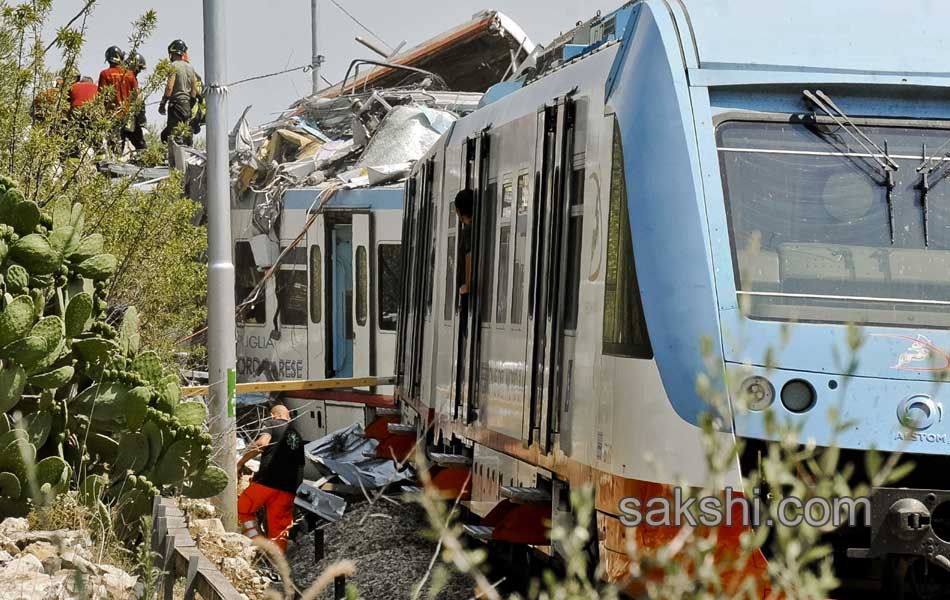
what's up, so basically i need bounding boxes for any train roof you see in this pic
[682,0,950,76]
[282,185,404,212]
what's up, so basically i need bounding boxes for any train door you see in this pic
[451,131,492,423]
[329,223,353,378]
[306,214,327,381]
[406,160,434,398]
[524,96,577,453]
[352,213,373,386]
[373,209,403,392]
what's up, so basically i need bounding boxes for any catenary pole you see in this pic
[203,0,238,530]
[311,0,322,94]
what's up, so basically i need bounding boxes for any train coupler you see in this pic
[848,487,950,568]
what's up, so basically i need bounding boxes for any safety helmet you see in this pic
[168,39,188,56]
[105,45,124,66]
[128,51,146,72]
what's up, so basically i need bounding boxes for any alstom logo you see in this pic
[897,394,942,431]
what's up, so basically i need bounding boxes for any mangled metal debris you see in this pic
[295,480,347,522]
[304,422,413,491]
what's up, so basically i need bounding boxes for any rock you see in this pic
[0,517,28,537]
[0,549,12,565]
[22,540,58,563]
[193,518,226,536]
[99,564,137,599]
[61,550,100,574]
[3,553,43,576]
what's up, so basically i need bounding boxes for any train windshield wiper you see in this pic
[915,139,950,246]
[803,90,901,243]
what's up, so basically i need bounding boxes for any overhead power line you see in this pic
[327,0,393,52]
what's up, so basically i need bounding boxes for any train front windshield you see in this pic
[718,119,950,329]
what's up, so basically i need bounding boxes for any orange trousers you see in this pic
[237,481,296,551]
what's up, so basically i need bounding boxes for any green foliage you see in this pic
[0,179,216,525]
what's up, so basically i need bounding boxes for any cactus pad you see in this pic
[28,365,74,389]
[174,401,207,427]
[151,439,191,486]
[64,292,93,337]
[75,254,117,281]
[0,364,26,413]
[11,199,40,236]
[5,265,28,294]
[0,295,35,347]
[0,471,21,499]
[2,335,50,369]
[10,233,61,274]
[68,233,104,263]
[182,465,228,499]
[114,432,148,475]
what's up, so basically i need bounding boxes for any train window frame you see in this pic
[511,171,531,327]
[376,242,401,333]
[495,176,514,326]
[309,245,322,324]
[715,111,950,330]
[602,118,653,359]
[235,240,267,325]
[355,245,368,328]
[444,196,457,323]
[479,180,498,326]
[276,269,308,327]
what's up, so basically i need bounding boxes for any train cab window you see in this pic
[377,243,401,331]
[356,245,368,327]
[276,270,307,326]
[309,246,322,324]
[511,174,530,324]
[603,120,652,358]
[496,181,514,323]
[235,241,266,324]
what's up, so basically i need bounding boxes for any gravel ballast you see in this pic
[287,497,476,599]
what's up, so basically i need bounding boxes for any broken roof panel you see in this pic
[322,10,534,96]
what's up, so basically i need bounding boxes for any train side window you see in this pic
[276,270,307,326]
[377,243,401,331]
[564,168,585,330]
[444,234,456,321]
[511,174,529,324]
[480,182,497,323]
[309,245,322,324]
[603,120,652,358]
[235,241,266,324]
[356,245,368,327]
[496,181,513,323]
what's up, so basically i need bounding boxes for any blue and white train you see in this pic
[394,1,950,595]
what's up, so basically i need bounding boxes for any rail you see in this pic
[151,496,243,600]
[181,375,398,398]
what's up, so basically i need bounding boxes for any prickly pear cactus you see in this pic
[0,179,222,520]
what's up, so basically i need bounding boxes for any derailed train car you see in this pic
[395,0,950,596]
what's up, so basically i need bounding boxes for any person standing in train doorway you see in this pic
[455,189,475,316]
[236,403,304,552]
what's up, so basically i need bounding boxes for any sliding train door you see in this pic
[306,214,327,381]
[524,96,578,453]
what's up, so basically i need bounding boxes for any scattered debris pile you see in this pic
[0,517,137,600]
[230,86,482,234]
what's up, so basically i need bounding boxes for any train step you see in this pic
[462,525,495,541]
[428,452,472,467]
[375,407,401,417]
[500,486,551,505]
[387,423,416,435]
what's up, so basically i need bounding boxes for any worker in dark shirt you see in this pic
[159,39,198,146]
[236,404,304,551]
[121,51,148,151]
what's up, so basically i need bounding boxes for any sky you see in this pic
[44,0,625,132]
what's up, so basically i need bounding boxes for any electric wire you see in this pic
[327,0,393,51]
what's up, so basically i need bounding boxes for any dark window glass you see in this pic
[496,225,510,323]
[277,270,307,326]
[356,245,368,327]
[511,174,529,324]
[564,168,585,330]
[377,244,401,331]
[480,183,497,323]
[309,246,321,324]
[444,234,456,321]
[719,120,950,329]
[603,120,652,358]
[235,241,266,324]
[279,246,307,265]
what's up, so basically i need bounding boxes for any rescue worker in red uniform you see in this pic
[97,46,138,108]
[237,404,304,552]
[121,51,148,151]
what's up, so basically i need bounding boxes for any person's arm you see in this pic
[237,432,271,471]
[190,74,198,100]
[159,74,175,115]
[461,252,471,295]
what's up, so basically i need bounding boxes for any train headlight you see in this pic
[781,379,817,413]
[739,376,774,411]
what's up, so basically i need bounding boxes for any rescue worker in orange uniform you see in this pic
[237,404,304,552]
[97,46,138,108]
